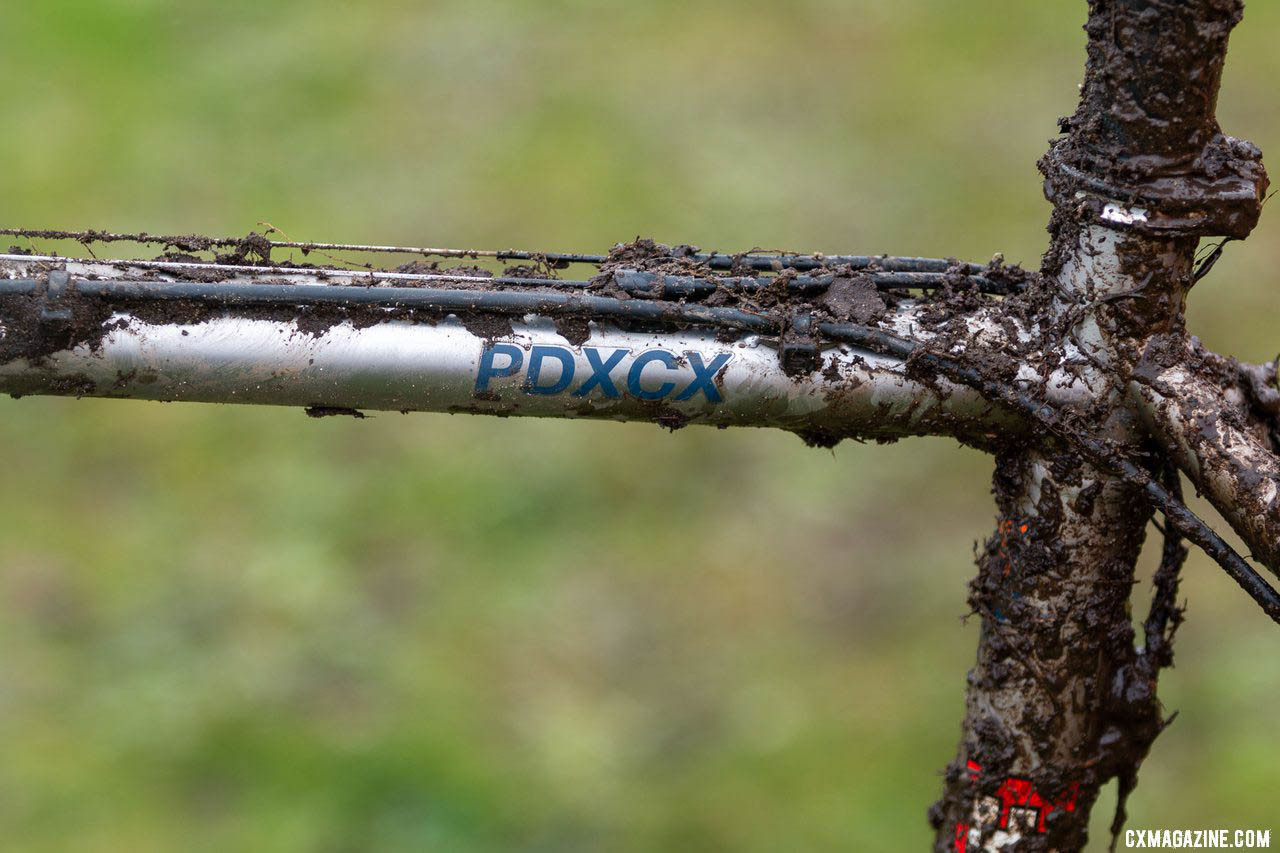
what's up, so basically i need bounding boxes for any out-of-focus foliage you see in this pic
[1,2,1276,850]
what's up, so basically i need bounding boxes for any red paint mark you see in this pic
[996,777,1047,830]
[1057,782,1080,814]
[964,762,1079,836]
[996,519,1028,577]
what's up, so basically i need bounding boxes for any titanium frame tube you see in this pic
[0,256,1017,443]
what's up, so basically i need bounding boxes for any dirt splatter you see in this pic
[928,2,1266,850]
[304,405,366,419]
[395,260,494,281]
[0,4,1270,852]
[554,317,591,347]
[215,231,273,266]
[1039,0,1266,241]
[817,275,885,324]
[459,313,514,341]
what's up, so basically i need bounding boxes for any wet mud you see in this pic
[0,231,1033,378]
[930,2,1273,850]
[3,4,1278,850]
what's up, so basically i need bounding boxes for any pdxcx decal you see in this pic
[475,343,732,402]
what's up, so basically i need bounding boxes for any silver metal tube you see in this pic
[1131,365,1280,574]
[0,256,1021,442]
[0,313,1019,440]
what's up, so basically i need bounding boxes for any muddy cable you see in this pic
[0,228,996,279]
[1144,461,1189,666]
[827,325,1280,625]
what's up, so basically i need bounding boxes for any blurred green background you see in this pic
[1,1,1277,850]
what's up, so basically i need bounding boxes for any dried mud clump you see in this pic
[304,405,367,419]
[1039,0,1266,243]
[817,275,885,324]
[214,231,273,265]
[588,239,714,298]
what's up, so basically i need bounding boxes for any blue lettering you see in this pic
[674,351,731,402]
[573,348,627,398]
[627,350,678,400]
[477,343,735,402]
[525,345,575,395]
[475,343,523,392]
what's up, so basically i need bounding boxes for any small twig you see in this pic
[0,227,1004,281]
[258,221,371,270]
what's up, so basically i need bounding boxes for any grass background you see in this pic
[1,1,1277,850]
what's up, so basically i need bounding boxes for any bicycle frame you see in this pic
[3,1,1278,848]
[0,253,1021,444]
